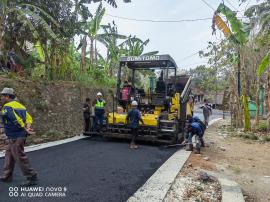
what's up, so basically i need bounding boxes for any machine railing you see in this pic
[180,76,192,103]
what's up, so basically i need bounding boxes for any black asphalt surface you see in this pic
[0,137,177,202]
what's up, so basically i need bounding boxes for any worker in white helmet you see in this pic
[126,100,144,149]
[92,92,106,132]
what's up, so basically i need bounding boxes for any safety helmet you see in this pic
[131,101,138,106]
[97,92,102,96]
[1,88,15,95]
[193,116,201,122]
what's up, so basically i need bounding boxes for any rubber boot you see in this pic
[200,138,205,147]
[185,144,193,151]
[194,143,201,154]
[0,175,12,183]
[21,174,38,187]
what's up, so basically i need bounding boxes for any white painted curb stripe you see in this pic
[127,150,191,202]
[0,135,87,158]
[209,118,223,126]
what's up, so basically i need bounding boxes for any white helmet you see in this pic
[131,100,138,106]
[97,92,102,96]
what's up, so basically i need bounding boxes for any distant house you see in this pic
[203,91,226,109]
[192,88,205,103]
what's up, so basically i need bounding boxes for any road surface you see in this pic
[194,108,229,121]
[0,138,177,202]
[0,109,225,202]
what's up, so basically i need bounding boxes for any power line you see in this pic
[105,13,212,23]
[179,61,208,68]
[200,0,216,11]
[224,0,238,11]
[177,48,208,63]
[224,0,245,18]
[244,0,252,13]
[105,13,248,24]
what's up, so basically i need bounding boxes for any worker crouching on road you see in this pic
[0,88,37,186]
[185,116,205,153]
[93,92,106,132]
[126,101,144,149]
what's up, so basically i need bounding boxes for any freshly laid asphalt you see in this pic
[0,137,177,202]
[0,109,224,202]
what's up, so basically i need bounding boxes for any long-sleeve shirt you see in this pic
[190,122,203,137]
[1,100,32,139]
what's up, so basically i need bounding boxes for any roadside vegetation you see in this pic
[0,0,156,87]
[191,0,270,137]
[1,0,270,136]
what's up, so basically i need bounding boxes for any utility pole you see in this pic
[210,42,218,108]
[214,45,218,108]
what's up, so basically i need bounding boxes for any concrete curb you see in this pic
[209,118,222,126]
[127,150,191,202]
[0,135,87,158]
[128,117,224,202]
[206,171,245,202]
[219,177,245,202]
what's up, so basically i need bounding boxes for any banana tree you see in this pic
[0,1,59,53]
[97,22,127,76]
[85,3,105,66]
[120,36,158,56]
[213,3,251,131]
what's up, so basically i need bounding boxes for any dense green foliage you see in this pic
[0,0,156,87]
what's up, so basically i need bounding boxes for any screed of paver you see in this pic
[127,150,191,202]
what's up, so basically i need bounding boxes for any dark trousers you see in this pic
[130,128,138,144]
[2,137,36,179]
[203,113,210,126]
[84,117,90,132]
[94,109,105,130]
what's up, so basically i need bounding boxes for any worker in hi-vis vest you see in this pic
[92,92,106,132]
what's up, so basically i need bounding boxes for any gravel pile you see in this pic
[164,163,222,202]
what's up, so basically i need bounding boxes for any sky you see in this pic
[88,0,257,70]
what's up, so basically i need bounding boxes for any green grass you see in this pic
[262,136,270,142]
[195,185,204,191]
[231,166,241,174]
[257,121,268,132]
[239,133,259,140]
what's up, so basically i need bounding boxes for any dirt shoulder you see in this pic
[190,119,270,202]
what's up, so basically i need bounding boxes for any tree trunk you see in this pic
[230,73,243,128]
[0,17,5,61]
[254,77,260,128]
[107,49,113,76]
[240,48,251,131]
[94,38,97,63]
[80,36,87,73]
[90,37,94,68]
[267,66,270,131]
